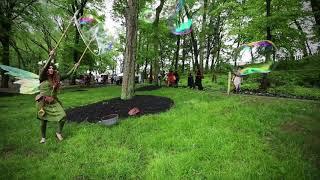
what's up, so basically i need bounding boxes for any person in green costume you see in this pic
[36,50,80,144]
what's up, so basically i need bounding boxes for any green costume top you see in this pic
[36,57,78,122]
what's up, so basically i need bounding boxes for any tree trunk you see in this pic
[71,6,84,85]
[211,14,221,70]
[149,63,153,83]
[174,36,181,71]
[206,16,215,72]
[310,0,320,36]
[199,0,208,72]
[266,0,272,62]
[143,60,148,81]
[190,41,195,70]
[0,25,11,88]
[70,27,80,85]
[152,0,165,86]
[185,5,199,68]
[182,37,186,73]
[294,20,309,57]
[210,54,215,71]
[216,38,222,70]
[234,39,241,67]
[10,40,25,69]
[121,0,138,100]
[306,41,313,55]
[205,36,211,72]
[250,48,254,63]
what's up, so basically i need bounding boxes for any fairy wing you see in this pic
[0,65,40,94]
[14,79,40,94]
[0,65,39,79]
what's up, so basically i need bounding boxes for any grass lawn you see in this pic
[1,85,320,179]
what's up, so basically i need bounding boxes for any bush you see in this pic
[268,85,320,98]
[241,82,260,90]
[271,55,320,87]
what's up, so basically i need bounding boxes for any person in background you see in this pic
[111,75,114,84]
[173,71,179,87]
[195,68,204,90]
[187,72,195,89]
[167,70,176,87]
[232,67,242,93]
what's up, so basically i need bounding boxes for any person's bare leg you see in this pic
[40,120,47,143]
[56,120,65,141]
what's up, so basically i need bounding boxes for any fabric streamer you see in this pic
[240,61,273,76]
[79,17,95,24]
[172,19,192,35]
[246,40,276,49]
[172,28,192,35]
[169,0,192,36]
[237,40,277,75]
[238,40,277,62]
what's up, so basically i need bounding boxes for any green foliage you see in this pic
[239,55,320,92]
[227,0,311,58]
[270,55,320,87]
[268,85,320,98]
[241,82,260,90]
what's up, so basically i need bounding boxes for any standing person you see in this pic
[111,75,114,84]
[195,69,204,90]
[36,50,80,144]
[173,71,180,87]
[232,67,242,93]
[187,72,195,88]
[167,70,176,87]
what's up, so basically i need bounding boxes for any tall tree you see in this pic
[152,0,166,86]
[266,0,272,62]
[121,0,138,100]
[70,0,88,84]
[185,5,199,69]
[0,0,38,88]
[199,0,208,72]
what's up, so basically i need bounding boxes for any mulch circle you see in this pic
[66,95,174,123]
[0,92,19,97]
[135,85,162,91]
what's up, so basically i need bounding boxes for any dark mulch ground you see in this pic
[66,95,174,123]
[135,85,162,91]
[0,92,19,97]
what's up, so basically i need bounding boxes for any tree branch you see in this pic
[49,0,73,14]
[11,0,38,20]
[10,39,26,68]
[29,37,48,52]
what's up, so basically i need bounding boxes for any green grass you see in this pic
[1,85,320,179]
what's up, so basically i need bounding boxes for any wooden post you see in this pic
[227,71,231,95]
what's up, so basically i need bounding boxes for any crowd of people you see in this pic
[77,73,122,86]
[165,68,204,90]
[74,67,244,93]
[187,69,204,90]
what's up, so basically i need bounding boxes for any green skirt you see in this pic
[37,102,66,122]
